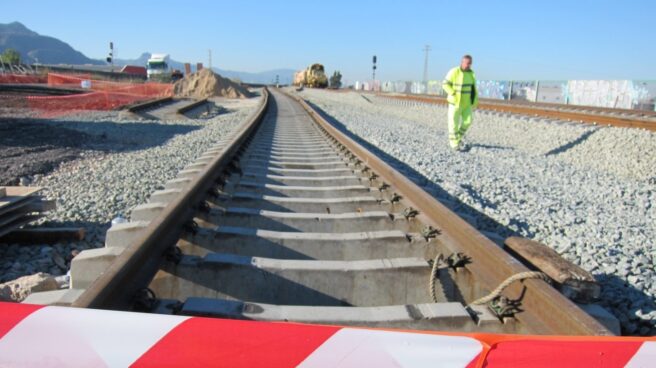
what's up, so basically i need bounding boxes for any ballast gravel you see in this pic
[0,97,261,293]
[297,89,656,336]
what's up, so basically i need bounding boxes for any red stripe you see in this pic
[482,340,643,367]
[132,318,340,367]
[0,302,43,339]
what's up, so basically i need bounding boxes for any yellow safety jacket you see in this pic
[442,67,478,108]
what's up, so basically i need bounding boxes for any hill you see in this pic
[0,22,102,65]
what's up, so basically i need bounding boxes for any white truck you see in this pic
[146,53,170,80]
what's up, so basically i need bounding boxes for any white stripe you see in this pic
[0,306,188,367]
[298,328,482,368]
[625,341,656,368]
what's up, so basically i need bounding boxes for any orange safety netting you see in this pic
[0,74,48,84]
[24,73,173,115]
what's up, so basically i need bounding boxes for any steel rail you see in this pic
[288,91,611,335]
[383,94,655,131]
[71,88,270,309]
[482,99,656,118]
[177,98,209,114]
[126,96,174,113]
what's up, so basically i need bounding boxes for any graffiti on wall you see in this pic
[354,79,656,111]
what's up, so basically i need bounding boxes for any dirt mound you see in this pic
[174,69,253,99]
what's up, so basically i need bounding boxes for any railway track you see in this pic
[381,94,656,131]
[64,88,611,335]
[126,97,210,119]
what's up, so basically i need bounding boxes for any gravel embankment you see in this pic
[297,89,656,335]
[0,97,261,291]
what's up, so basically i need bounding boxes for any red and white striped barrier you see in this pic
[0,302,653,367]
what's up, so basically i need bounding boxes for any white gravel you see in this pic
[297,89,656,335]
[0,96,261,287]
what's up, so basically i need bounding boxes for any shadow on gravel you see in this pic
[460,184,498,210]
[0,117,200,185]
[469,143,513,151]
[545,129,597,156]
[595,273,656,335]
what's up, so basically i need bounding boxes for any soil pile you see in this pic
[174,69,253,99]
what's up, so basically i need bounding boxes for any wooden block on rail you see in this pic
[0,187,5,198]
[504,236,600,303]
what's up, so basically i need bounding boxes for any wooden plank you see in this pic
[0,210,29,229]
[0,215,43,238]
[0,196,40,217]
[0,198,54,227]
[0,187,6,198]
[0,227,85,244]
[504,236,600,303]
[23,199,56,212]
[2,186,42,197]
[0,187,42,211]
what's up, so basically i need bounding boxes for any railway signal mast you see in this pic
[372,55,377,91]
[107,42,114,72]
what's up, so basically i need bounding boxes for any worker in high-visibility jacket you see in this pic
[442,55,478,150]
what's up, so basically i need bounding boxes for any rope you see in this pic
[468,271,550,307]
[429,254,444,303]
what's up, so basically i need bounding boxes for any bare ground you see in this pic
[0,117,100,185]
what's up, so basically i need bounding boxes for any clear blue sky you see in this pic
[2,0,654,82]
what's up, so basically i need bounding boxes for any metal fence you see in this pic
[354,79,656,111]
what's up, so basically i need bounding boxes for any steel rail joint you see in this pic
[71,88,270,310]
[286,90,611,336]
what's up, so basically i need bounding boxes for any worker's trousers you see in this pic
[447,104,473,148]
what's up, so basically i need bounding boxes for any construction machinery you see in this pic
[293,63,328,88]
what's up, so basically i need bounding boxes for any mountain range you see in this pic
[0,22,102,65]
[0,22,296,84]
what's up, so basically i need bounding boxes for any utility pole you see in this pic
[423,45,431,92]
[208,49,212,70]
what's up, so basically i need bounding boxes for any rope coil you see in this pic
[429,254,445,303]
[468,271,550,307]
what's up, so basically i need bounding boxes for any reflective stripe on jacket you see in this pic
[442,67,478,108]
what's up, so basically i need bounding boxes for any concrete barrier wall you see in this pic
[355,79,656,111]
